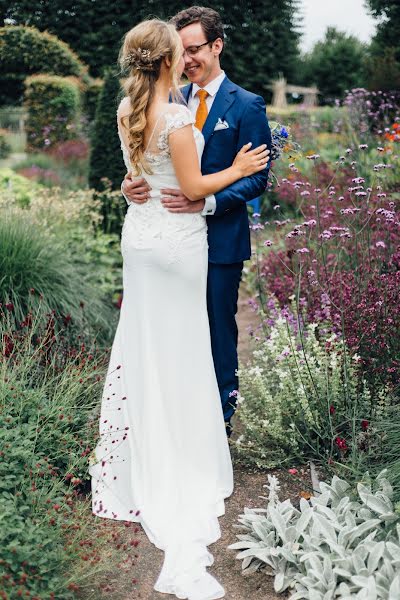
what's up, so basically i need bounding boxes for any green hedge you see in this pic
[0,25,89,105]
[24,74,82,151]
[0,130,11,159]
[89,69,126,204]
[83,78,104,123]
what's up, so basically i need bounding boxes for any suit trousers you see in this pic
[206,261,244,424]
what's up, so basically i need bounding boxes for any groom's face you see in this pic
[179,22,223,88]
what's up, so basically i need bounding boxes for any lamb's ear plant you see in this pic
[228,471,400,599]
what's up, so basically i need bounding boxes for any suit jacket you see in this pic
[181,76,271,264]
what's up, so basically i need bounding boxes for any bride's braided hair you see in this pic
[118,19,183,175]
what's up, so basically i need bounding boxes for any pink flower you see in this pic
[288,468,298,475]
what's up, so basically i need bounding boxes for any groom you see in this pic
[121,6,271,437]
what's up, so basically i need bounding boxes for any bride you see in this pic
[89,18,269,600]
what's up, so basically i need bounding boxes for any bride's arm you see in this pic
[168,124,268,202]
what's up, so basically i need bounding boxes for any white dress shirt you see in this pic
[121,70,227,216]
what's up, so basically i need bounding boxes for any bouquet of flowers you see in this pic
[269,121,300,162]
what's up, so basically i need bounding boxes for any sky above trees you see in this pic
[300,0,377,51]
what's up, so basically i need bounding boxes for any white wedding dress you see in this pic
[89,102,234,599]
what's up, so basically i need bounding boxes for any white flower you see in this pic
[248,366,263,377]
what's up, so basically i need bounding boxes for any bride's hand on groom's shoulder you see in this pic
[161,188,205,214]
[122,173,151,204]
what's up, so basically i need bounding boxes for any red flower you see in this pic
[329,405,335,415]
[3,334,14,357]
[335,436,348,451]
[361,419,369,431]
[116,293,123,309]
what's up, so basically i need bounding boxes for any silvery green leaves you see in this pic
[228,470,400,598]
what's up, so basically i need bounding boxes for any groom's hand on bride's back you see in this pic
[122,172,151,204]
[161,188,205,214]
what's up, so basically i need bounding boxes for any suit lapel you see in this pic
[181,83,192,104]
[201,77,237,145]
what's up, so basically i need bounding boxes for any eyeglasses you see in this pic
[183,40,214,57]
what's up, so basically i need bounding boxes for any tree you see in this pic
[366,47,400,91]
[88,68,125,192]
[302,27,367,104]
[88,68,127,234]
[365,0,400,60]
[1,0,302,99]
[365,0,400,90]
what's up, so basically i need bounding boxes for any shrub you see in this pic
[83,77,104,123]
[0,129,12,159]
[0,172,122,324]
[234,300,377,469]
[0,167,42,207]
[250,133,400,392]
[24,74,82,151]
[0,307,140,598]
[0,25,89,105]
[0,212,116,341]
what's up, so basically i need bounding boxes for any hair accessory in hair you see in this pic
[123,47,154,71]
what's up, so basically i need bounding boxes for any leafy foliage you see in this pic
[0,25,88,105]
[366,47,400,91]
[0,174,122,342]
[1,0,302,97]
[0,128,11,158]
[302,27,367,104]
[0,213,117,340]
[234,300,377,469]
[89,68,126,210]
[229,471,400,598]
[24,74,82,151]
[366,0,400,61]
[0,307,141,598]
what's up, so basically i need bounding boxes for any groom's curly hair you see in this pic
[170,6,225,53]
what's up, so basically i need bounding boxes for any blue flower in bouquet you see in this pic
[269,121,300,161]
[280,126,289,139]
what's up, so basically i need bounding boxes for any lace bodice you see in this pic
[117,102,203,173]
[116,100,207,264]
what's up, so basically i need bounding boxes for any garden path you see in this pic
[0,151,27,169]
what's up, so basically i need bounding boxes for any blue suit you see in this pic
[181,77,271,430]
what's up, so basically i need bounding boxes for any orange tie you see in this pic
[195,89,209,131]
